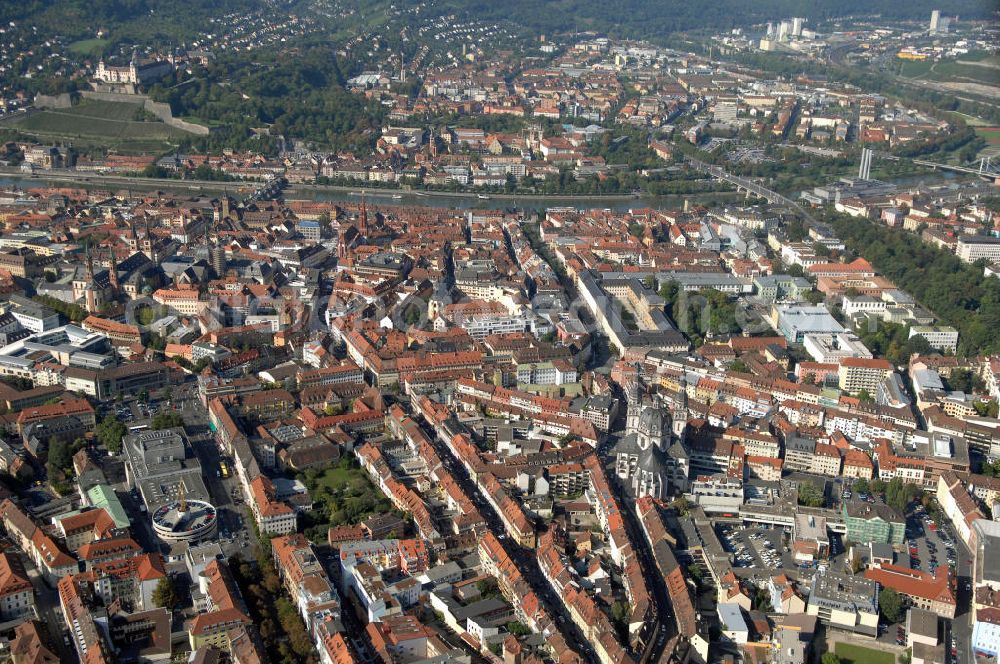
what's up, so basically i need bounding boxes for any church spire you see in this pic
[630,362,643,401]
[85,244,95,281]
[143,216,157,262]
[107,246,119,293]
[673,370,688,442]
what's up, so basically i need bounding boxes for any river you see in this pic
[0,171,744,212]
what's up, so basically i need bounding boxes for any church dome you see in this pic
[637,403,668,437]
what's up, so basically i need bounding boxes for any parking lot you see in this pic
[717,523,795,571]
[107,397,165,424]
[709,490,968,662]
[905,504,958,577]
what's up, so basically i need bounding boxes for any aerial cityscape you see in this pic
[0,1,996,663]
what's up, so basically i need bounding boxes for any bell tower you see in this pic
[107,247,119,294]
[142,217,157,262]
[672,372,688,442]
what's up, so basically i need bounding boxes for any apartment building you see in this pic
[838,358,894,395]
[0,552,34,621]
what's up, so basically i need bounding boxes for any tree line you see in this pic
[829,211,1000,357]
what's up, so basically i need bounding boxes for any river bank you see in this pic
[0,168,745,212]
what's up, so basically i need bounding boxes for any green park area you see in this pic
[298,458,398,543]
[928,58,1000,86]
[311,464,360,492]
[898,58,935,78]
[833,642,896,664]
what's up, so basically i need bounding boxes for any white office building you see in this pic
[958,236,1000,264]
[803,332,873,363]
[909,326,959,354]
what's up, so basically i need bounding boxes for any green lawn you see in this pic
[898,59,934,78]
[313,465,360,491]
[926,61,1000,87]
[834,642,896,664]
[945,111,992,127]
[180,116,225,128]
[301,460,397,544]
[68,38,109,58]
[961,50,999,63]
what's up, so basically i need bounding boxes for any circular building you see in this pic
[151,499,218,544]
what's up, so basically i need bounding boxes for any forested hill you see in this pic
[0,0,271,40]
[4,0,997,44]
[439,0,997,40]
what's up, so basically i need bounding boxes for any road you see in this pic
[176,388,257,561]
[316,545,378,664]
[946,521,973,664]
[609,465,673,664]
[599,421,675,664]
[873,150,1000,178]
[21,560,75,660]
[415,414,598,664]
[525,221,670,659]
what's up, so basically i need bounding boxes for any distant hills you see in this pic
[1,0,995,45]
[438,0,996,40]
[0,0,269,41]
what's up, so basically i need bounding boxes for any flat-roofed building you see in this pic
[803,332,872,364]
[909,326,959,354]
[5,295,58,333]
[122,427,209,511]
[717,603,748,644]
[806,570,879,637]
[838,357,893,395]
[793,513,829,562]
[958,235,1000,263]
[775,304,845,343]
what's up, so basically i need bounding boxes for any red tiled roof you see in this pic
[864,563,955,606]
